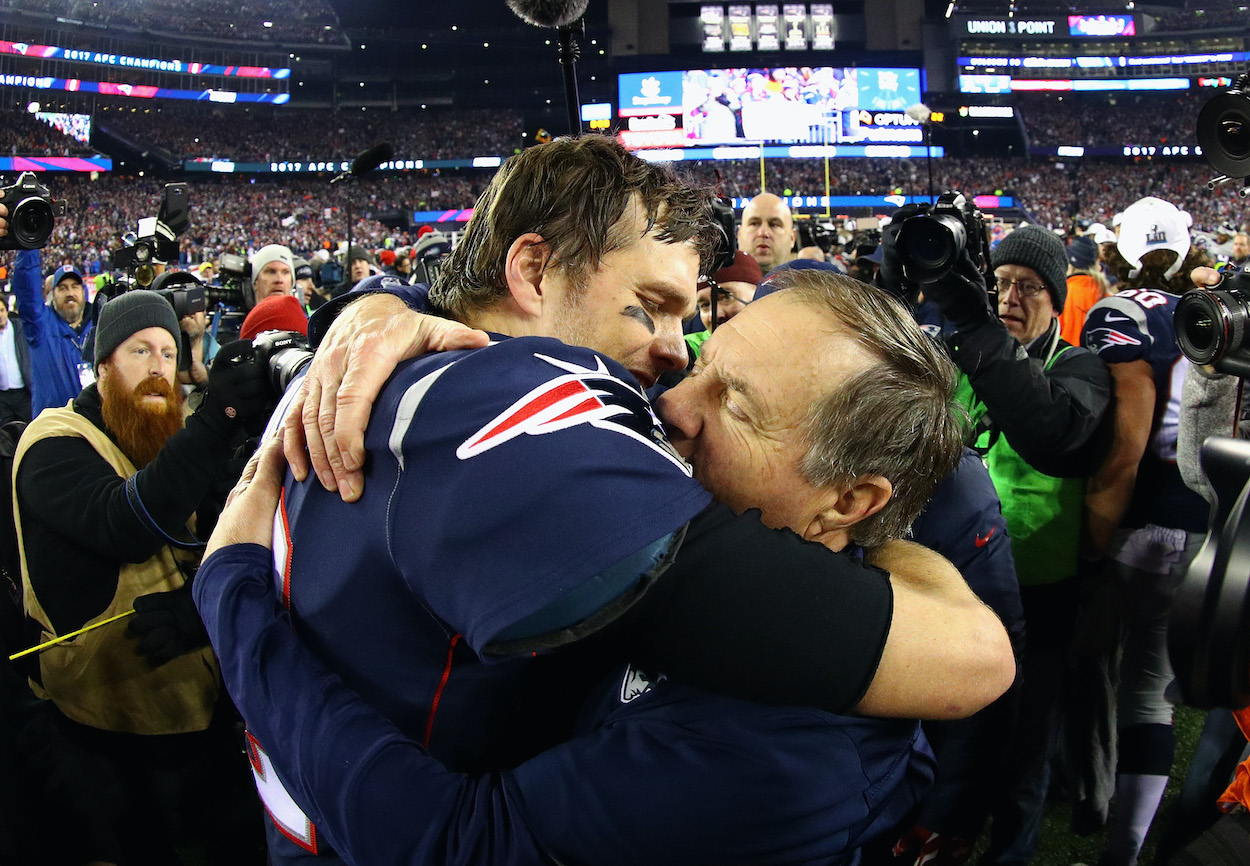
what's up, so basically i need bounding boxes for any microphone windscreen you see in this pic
[351,142,395,176]
[506,0,590,27]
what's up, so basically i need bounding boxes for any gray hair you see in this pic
[766,269,965,548]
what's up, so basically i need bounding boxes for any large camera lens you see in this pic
[10,196,54,248]
[896,213,967,283]
[1175,287,1250,365]
[1198,91,1250,179]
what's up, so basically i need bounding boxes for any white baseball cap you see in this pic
[1115,196,1191,281]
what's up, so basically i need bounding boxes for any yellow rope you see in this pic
[8,609,136,661]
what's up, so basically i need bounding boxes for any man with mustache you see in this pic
[8,251,95,418]
[11,288,271,864]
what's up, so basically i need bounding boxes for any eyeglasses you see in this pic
[697,279,752,312]
[995,276,1047,299]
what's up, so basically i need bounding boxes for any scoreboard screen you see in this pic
[617,66,923,149]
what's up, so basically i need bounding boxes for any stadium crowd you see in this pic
[3,14,1250,864]
[0,154,1242,274]
[95,105,526,163]
[0,0,343,43]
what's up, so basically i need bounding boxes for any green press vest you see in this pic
[955,347,1084,586]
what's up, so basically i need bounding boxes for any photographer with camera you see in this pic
[879,210,1113,866]
[12,290,272,864]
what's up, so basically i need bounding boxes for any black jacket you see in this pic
[947,317,1113,478]
[15,384,240,635]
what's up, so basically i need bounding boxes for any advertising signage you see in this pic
[618,66,923,149]
[958,14,1136,38]
[0,40,290,78]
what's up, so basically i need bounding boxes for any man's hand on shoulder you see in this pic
[282,293,489,502]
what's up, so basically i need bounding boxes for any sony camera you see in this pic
[0,171,66,251]
[112,183,189,287]
[250,329,314,398]
[893,192,991,283]
[1175,264,1250,378]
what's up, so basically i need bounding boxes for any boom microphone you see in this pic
[330,142,394,185]
[351,141,394,176]
[505,0,589,27]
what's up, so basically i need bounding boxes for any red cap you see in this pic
[700,250,763,289]
[379,249,397,266]
[241,294,309,341]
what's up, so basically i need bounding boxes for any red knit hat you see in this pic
[240,294,309,340]
[379,249,397,266]
[701,250,763,288]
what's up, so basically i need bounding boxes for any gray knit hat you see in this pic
[991,225,1069,313]
[94,290,180,371]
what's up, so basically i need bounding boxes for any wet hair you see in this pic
[429,135,721,320]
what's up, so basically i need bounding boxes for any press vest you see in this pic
[956,347,1085,586]
[13,405,219,734]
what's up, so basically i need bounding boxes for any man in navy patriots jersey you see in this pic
[197,269,975,866]
[198,136,1013,865]
[1074,195,1212,866]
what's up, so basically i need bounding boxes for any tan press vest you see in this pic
[13,404,220,735]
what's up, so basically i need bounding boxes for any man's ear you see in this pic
[503,233,551,318]
[802,476,893,550]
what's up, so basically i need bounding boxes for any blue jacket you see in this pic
[11,251,92,416]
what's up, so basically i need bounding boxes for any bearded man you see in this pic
[12,289,271,865]
[9,251,95,417]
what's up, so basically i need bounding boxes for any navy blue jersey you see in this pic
[912,448,1024,647]
[1082,289,1209,532]
[197,545,932,866]
[260,337,710,859]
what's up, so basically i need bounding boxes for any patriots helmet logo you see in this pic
[457,353,692,474]
[1086,327,1143,353]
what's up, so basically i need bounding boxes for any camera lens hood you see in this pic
[1198,90,1250,179]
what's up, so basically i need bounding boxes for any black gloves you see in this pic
[126,581,210,667]
[874,204,925,306]
[920,247,997,331]
[196,339,271,439]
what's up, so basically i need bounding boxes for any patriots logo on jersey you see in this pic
[457,353,692,475]
[1085,327,1143,354]
[619,665,666,703]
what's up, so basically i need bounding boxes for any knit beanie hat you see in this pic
[250,244,295,281]
[1067,235,1099,270]
[293,258,314,281]
[707,250,764,287]
[94,290,180,370]
[347,245,374,265]
[240,294,309,340]
[991,225,1069,313]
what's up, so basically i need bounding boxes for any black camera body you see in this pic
[1198,72,1250,186]
[1175,265,1250,378]
[250,329,314,397]
[150,271,207,320]
[797,220,836,256]
[208,253,253,310]
[0,171,66,251]
[112,183,190,287]
[893,192,990,284]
